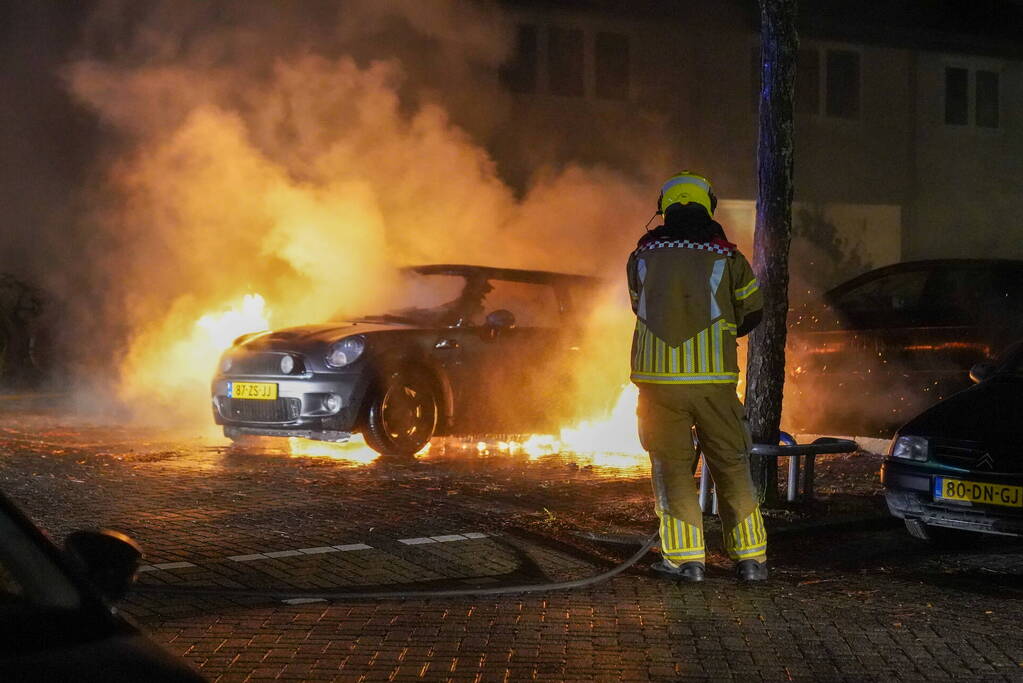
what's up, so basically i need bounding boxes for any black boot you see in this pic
[735,559,768,581]
[651,560,705,582]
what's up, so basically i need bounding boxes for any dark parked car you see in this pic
[212,264,603,456]
[881,340,1023,541]
[0,491,205,682]
[785,259,1023,436]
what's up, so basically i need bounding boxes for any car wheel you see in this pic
[363,369,438,457]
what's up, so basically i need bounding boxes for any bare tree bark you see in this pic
[745,0,798,503]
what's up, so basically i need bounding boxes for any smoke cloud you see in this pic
[47,0,648,424]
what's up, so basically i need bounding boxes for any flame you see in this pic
[463,385,647,470]
[195,294,270,351]
[559,384,643,456]
[118,293,271,423]
[287,435,431,463]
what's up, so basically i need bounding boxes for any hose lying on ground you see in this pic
[132,532,660,602]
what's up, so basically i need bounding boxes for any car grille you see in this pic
[222,397,301,423]
[229,353,305,376]
[932,440,1021,473]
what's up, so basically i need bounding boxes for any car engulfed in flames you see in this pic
[212,264,605,457]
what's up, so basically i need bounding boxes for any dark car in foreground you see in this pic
[882,340,1023,541]
[786,259,1023,436]
[212,264,602,456]
[0,491,204,682]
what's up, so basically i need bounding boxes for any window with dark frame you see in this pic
[976,70,999,128]
[796,48,820,115]
[945,67,969,125]
[499,24,538,94]
[548,26,585,97]
[751,46,836,117]
[825,49,859,119]
[595,31,629,100]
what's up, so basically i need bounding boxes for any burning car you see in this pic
[786,258,1023,436]
[882,339,1023,540]
[212,264,603,456]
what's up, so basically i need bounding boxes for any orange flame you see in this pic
[195,294,270,352]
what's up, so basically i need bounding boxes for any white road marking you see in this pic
[334,543,373,551]
[297,546,339,555]
[143,533,490,572]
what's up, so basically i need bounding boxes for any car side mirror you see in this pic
[65,529,143,601]
[485,309,516,330]
[969,361,997,384]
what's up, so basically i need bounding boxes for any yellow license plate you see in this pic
[934,478,1023,508]
[229,382,278,400]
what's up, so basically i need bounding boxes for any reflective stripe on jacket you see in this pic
[627,238,763,385]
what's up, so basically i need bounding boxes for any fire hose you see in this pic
[132,438,857,602]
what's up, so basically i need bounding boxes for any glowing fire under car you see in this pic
[212,264,620,457]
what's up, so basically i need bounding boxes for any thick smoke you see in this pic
[54,0,648,424]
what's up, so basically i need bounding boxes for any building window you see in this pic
[751,46,850,118]
[548,26,584,97]
[796,48,821,115]
[945,66,1000,128]
[500,24,538,94]
[825,49,859,119]
[595,31,629,100]
[944,67,969,125]
[976,70,1000,128]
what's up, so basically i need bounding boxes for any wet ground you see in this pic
[2,400,1023,681]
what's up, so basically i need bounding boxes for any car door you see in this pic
[787,264,933,434]
[436,276,569,434]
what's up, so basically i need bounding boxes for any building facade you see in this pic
[487,0,1023,287]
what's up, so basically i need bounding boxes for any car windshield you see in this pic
[0,506,81,613]
[353,271,472,326]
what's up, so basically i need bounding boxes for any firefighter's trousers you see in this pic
[637,383,767,566]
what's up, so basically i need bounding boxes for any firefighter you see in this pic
[627,171,767,582]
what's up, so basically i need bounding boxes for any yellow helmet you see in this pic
[657,171,717,216]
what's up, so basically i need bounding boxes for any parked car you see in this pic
[212,264,604,456]
[0,490,205,682]
[881,339,1023,541]
[785,259,1023,436]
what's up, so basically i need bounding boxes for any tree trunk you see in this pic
[745,0,798,504]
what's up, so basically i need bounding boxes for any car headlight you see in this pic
[326,337,365,368]
[280,355,295,374]
[889,435,929,461]
[220,354,233,374]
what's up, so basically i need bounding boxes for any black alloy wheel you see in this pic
[363,370,438,457]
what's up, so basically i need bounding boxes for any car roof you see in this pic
[407,264,604,286]
[826,258,1023,298]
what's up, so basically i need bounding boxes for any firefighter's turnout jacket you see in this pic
[627,234,762,385]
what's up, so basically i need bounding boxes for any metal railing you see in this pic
[699,432,859,510]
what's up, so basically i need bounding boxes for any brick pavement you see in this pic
[2,409,1023,681]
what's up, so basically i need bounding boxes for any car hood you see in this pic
[901,375,1023,454]
[241,320,412,349]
